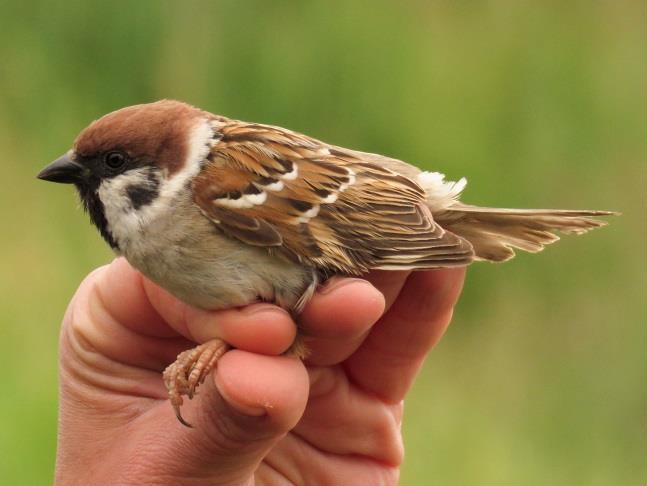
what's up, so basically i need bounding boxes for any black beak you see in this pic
[37,152,85,184]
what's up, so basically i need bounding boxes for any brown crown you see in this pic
[74,99,204,174]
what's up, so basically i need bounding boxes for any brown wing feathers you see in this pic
[193,119,474,274]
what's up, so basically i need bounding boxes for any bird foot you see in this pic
[163,339,230,427]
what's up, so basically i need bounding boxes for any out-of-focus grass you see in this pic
[0,1,645,484]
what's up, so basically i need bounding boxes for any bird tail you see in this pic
[435,204,617,262]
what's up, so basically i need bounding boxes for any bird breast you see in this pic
[101,182,313,311]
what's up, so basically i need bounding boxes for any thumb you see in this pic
[148,351,309,484]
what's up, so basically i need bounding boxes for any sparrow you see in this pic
[38,99,614,425]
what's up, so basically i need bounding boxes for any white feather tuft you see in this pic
[416,171,467,211]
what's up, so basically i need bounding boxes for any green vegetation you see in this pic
[1,1,644,483]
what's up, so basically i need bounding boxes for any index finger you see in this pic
[75,258,297,373]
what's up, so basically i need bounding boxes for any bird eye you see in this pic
[104,151,128,169]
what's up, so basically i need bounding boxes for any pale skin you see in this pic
[56,257,465,485]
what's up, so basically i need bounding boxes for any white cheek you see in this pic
[97,170,154,243]
[97,118,216,251]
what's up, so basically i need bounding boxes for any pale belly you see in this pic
[118,203,316,311]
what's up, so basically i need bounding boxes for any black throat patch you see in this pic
[75,178,120,251]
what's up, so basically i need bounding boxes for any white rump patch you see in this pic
[417,171,467,210]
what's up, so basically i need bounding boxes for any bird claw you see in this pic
[163,339,229,427]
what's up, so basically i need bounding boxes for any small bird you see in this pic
[38,100,614,425]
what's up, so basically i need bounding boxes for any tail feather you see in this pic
[437,204,617,262]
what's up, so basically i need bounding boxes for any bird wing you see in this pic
[192,118,474,274]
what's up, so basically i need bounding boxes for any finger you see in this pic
[290,366,403,466]
[142,281,296,356]
[102,258,295,354]
[363,270,411,312]
[142,351,309,484]
[344,268,466,403]
[62,261,192,374]
[298,278,385,366]
[94,257,173,337]
[68,258,295,375]
[140,268,297,356]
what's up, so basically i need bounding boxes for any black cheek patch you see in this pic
[126,182,160,210]
[125,169,160,210]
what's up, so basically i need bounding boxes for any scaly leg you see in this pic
[163,339,230,427]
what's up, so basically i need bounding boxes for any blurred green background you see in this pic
[1,0,645,484]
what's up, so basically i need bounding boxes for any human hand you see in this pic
[55,257,465,485]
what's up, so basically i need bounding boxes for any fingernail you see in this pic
[242,303,291,317]
[319,277,371,295]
